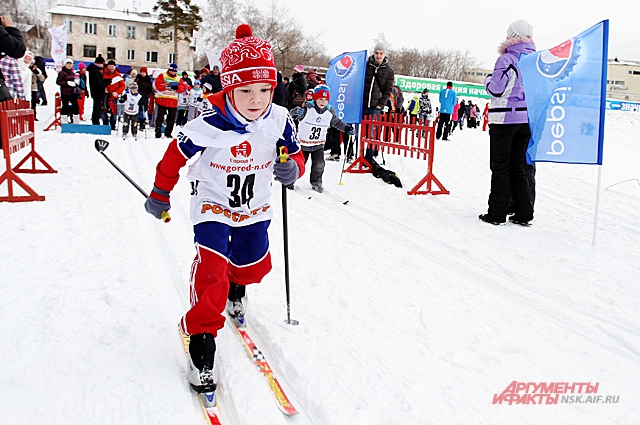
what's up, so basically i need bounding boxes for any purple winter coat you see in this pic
[484,37,536,125]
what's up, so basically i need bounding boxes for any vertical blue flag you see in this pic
[520,20,609,165]
[325,50,367,124]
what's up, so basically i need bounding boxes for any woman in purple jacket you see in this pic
[479,20,535,227]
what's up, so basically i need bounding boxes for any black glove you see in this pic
[144,186,171,220]
[345,124,354,135]
[118,95,126,103]
[197,97,203,102]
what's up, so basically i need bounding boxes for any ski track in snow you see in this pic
[1,79,640,424]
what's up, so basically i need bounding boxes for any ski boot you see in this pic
[188,333,217,397]
[226,282,246,327]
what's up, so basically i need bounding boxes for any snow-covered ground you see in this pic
[1,77,639,424]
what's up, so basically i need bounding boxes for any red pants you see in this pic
[179,221,272,336]
[78,95,86,120]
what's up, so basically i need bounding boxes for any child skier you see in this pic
[176,84,191,127]
[293,84,353,192]
[187,80,202,121]
[143,24,305,396]
[119,82,142,140]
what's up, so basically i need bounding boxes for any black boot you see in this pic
[188,333,216,393]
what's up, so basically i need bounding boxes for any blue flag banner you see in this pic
[520,20,609,165]
[325,50,367,124]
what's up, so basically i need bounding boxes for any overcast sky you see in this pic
[85,0,638,69]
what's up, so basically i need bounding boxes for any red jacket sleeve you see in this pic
[154,139,188,192]
[154,73,167,92]
[289,150,305,179]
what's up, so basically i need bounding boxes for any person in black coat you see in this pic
[200,65,222,94]
[33,55,48,105]
[287,65,307,109]
[272,71,287,107]
[0,15,26,99]
[87,55,106,125]
[135,66,153,128]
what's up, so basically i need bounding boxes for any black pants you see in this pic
[436,113,451,140]
[176,108,188,126]
[122,113,138,136]
[61,94,79,117]
[302,148,325,186]
[155,104,177,137]
[487,123,533,221]
[30,91,38,120]
[91,96,105,125]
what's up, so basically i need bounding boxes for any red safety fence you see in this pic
[43,92,62,131]
[345,113,449,195]
[0,98,57,202]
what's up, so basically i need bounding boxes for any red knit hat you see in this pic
[313,84,330,101]
[219,24,277,92]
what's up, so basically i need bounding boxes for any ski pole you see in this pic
[94,139,171,223]
[279,147,298,326]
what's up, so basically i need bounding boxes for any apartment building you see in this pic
[48,5,194,71]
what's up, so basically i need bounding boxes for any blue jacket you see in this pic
[484,37,536,125]
[438,87,457,114]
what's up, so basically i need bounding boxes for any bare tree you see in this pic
[389,46,480,81]
[241,0,329,75]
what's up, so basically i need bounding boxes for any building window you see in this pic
[84,22,97,35]
[107,24,116,37]
[167,30,173,42]
[127,26,136,39]
[107,47,116,60]
[83,45,97,58]
[631,70,640,75]
[126,49,135,61]
[145,51,158,63]
[168,53,175,65]
[66,44,73,56]
[67,21,72,33]
[146,28,159,40]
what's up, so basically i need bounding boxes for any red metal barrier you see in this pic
[345,113,449,195]
[0,98,57,202]
[43,92,62,131]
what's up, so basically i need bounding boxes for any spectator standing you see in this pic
[288,65,307,109]
[200,65,222,94]
[33,55,48,105]
[451,100,460,134]
[362,43,394,160]
[87,55,106,125]
[436,81,457,141]
[56,57,79,123]
[1,53,24,100]
[306,68,321,89]
[1,15,26,102]
[18,51,33,102]
[135,66,153,129]
[153,62,186,138]
[181,71,193,88]
[272,71,287,107]
[76,62,89,120]
[28,61,44,120]
[418,88,432,123]
[102,60,125,130]
[479,19,536,226]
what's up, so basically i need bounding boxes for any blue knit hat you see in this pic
[169,63,178,72]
